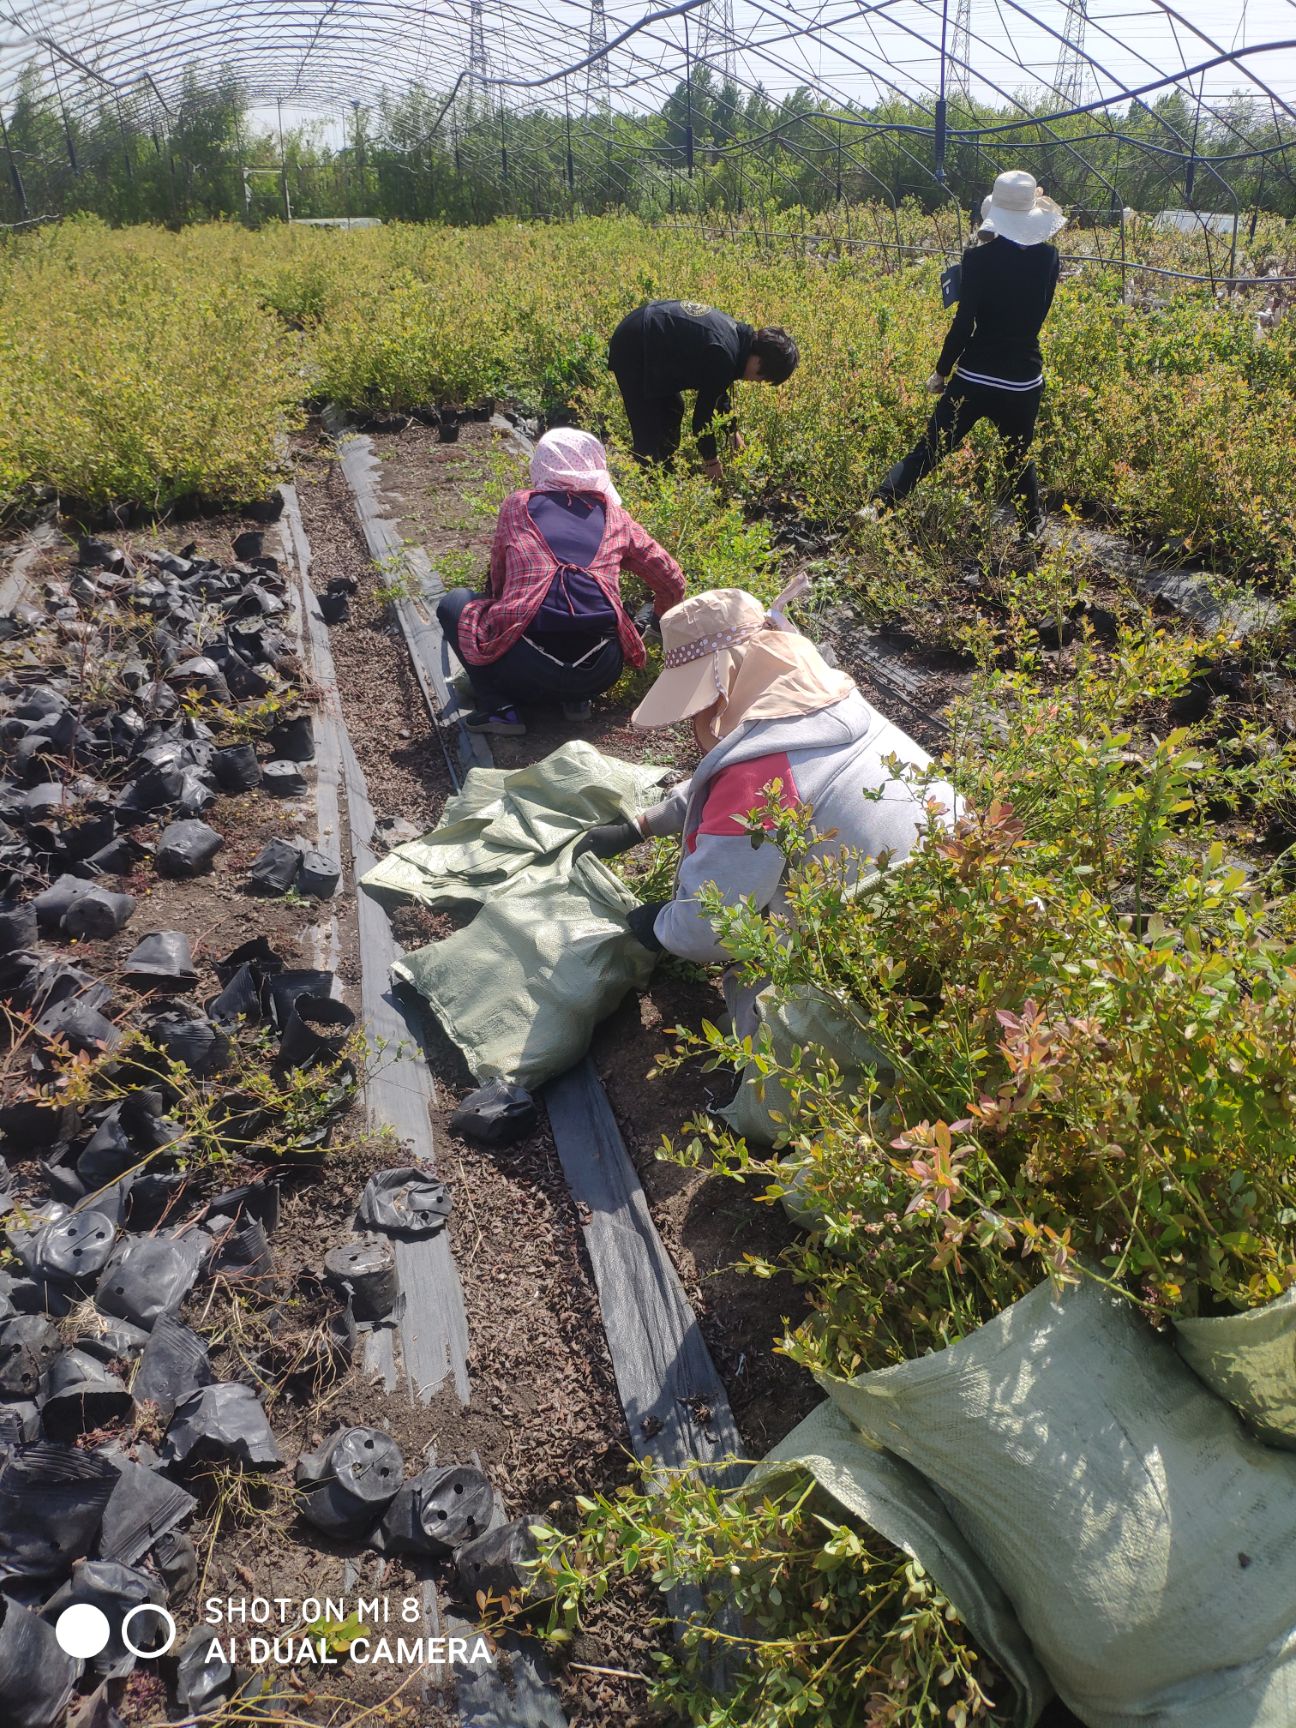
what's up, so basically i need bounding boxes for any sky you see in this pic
[3,0,1294,152]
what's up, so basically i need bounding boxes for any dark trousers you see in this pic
[876,380,1044,529]
[608,321,682,465]
[437,588,624,710]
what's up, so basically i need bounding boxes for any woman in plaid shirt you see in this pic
[437,429,685,736]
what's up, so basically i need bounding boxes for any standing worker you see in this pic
[869,172,1066,534]
[607,299,799,480]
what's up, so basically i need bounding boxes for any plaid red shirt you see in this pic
[454,489,685,668]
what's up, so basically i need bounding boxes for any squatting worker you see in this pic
[574,586,959,998]
[436,428,684,738]
[870,171,1066,534]
[607,299,799,480]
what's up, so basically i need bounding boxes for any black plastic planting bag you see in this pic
[212,743,261,793]
[132,1317,214,1421]
[248,838,301,895]
[164,1382,282,1471]
[380,1464,492,1558]
[43,1559,165,1680]
[265,968,333,1030]
[206,1178,281,1234]
[322,1241,398,1322]
[203,1216,272,1282]
[151,1528,197,1603]
[0,1443,117,1585]
[33,874,90,934]
[123,931,198,988]
[35,995,120,1057]
[97,1233,202,1331]
[141,1002,229,1075]
[21,1209,116,1290]
[0,1314,59,1397]
[356,1167,452,1239]
[450,1080,538,1148]
[41,1351,133,1440]
[207,963,260,1026]
[267,714,314,762]
[261,758,308,799]
[0,1593,79,1728]
[62,888,136,940]
[216,935,284,985]
[154,819,223,878]
[0,900,36,953]
[97,1456,196,1569]
[454,1518,542,1607]
[296,1425,404,1538]
[278,995,355,1069]
[296,849,340,898]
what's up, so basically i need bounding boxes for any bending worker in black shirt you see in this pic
[871,172,1066,533]
[608,299,799,479]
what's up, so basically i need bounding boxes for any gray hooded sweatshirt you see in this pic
[641,691,961,963]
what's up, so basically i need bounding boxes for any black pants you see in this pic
[607,320,683,465]
[437,588,624,710]
[876,380,1044,529]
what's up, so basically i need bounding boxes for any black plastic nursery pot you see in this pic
[322,1240,398,1322]
[211,742,262,792]
[356,1166,451,1238]
[154,819,224,878]
[451,1079,538,1147]
[261,759,308,799]
[296,848,340,898]
[296,1425,405,1538]
[62,886,137,940]
[249,838,302,895]
[278,994,355,1068]
[123,930,199,988]
[266,713,314,763]
[380,1464,493,1558]
[318,590,350,625]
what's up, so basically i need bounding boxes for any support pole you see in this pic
[683,23,695,177]
[277,97,292,222]
[0,106,28,218]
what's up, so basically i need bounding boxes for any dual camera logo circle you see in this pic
[54,1601,177,1660]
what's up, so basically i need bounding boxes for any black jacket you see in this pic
[609,300,755,459]
[936,238,1060,384]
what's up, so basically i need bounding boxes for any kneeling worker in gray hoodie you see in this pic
[574,585,961,998]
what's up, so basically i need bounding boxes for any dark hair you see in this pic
[750,326,799,384]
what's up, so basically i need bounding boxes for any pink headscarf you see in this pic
[529,428,622,508]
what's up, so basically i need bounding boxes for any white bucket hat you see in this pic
[980,170,1066,244]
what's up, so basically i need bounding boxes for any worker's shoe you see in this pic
[465,706,526,737]
[562,699,593,721]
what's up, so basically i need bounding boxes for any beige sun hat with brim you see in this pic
[631,582,854,735]
[981,170,1066,243]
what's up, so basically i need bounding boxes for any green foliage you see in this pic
[0,218,302,516]
[529,1465,1002,1728]
[3,214,1296,582]
[665,630,1296,1382]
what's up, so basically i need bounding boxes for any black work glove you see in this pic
[573,819,642,862]
[626,900,668,954]
[633,599,661,641]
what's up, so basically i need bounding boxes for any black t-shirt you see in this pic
[609,299,755,457]
[937,238,1061,386]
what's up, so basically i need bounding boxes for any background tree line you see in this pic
[3,57,1293,232]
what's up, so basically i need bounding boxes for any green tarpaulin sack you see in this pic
[751,1277,1296,1728]
[719,983,894,1150]
[360,742,669,1091]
